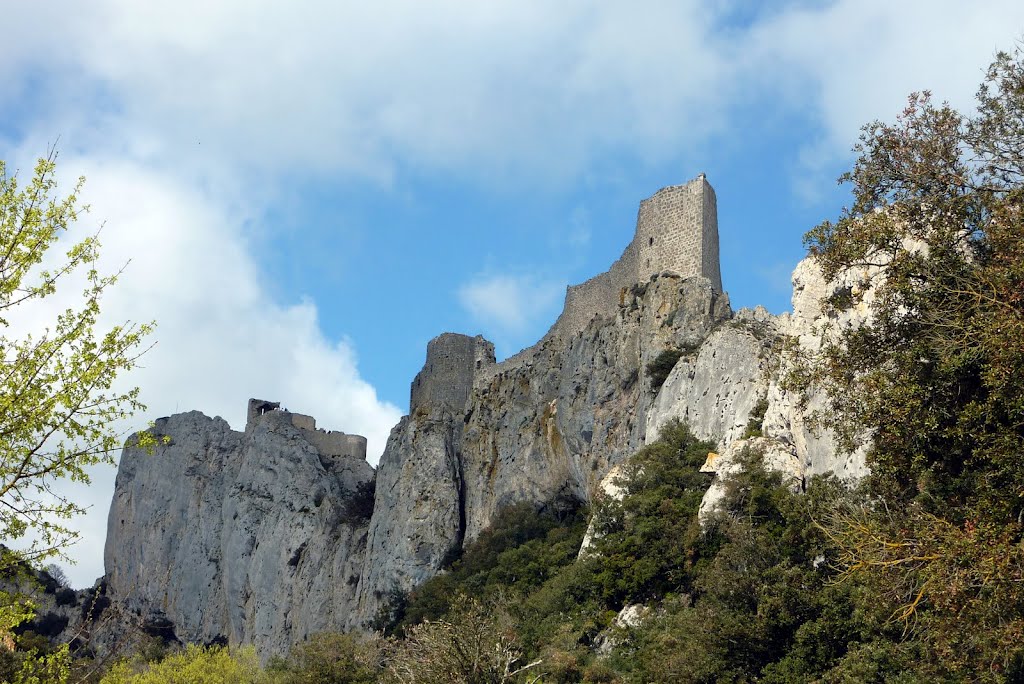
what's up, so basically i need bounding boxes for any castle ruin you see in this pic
[410,175,721,413]
[246,398,368,461]
[551,173,721,341]
[409,334,496,416]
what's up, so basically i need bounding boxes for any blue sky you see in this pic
[2,1,1023,585]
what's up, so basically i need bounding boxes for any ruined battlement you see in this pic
[410,334,495,415]
[549,174,721,341]
[245,398,368,461]
[422,176,722,401]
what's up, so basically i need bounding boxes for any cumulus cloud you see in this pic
[458,273,565,341]
[3,1,1021,187]
[4,155,401,587]
[0,1,734,185]
[745,0,1024,185]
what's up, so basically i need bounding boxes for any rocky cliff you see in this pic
[103,175,867,657]
[106,409,374,655]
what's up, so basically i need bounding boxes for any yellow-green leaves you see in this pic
[100,646,262,684]
[0,151,153,634]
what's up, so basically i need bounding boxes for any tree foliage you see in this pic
[0,152,152,676]
[268,632,381,684]
[799,47,1024,679]
[100,645,263,684]
[802,49,1024,521]
[384,596,541,684]
[0,152,153,572]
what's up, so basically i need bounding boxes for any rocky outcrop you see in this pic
[644,251,874,518]
[697,437,804,521]
[646,311,774,450]
[105,408,374,656]
[458,273,729,539]
[356,414,464,623]
[102,176,874,657]
[354,273,731,624]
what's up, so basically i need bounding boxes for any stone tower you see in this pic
[409,333,496,415]
[632,173,721,291]
[551,174,722,340]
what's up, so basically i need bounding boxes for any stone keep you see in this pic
[633,174,722,291]
[552,174,722,340]
[409,333,496,415]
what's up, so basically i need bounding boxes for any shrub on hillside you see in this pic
[100,645,263,684]
[645,349,683,391]
[268,632,380,684]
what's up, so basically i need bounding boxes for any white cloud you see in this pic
[0,1,735,185]
[3,156,401,587]
[745,0,1024,183]
[3,2,1020,189]
[458,273,565,338]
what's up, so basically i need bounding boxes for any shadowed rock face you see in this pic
[354,273,731,625]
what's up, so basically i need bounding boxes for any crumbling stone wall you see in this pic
[306,431,367,460]
[554,271,619,341]
[548,174,722,342]
[246,399,280,431]
[245,398,368,461]
[409,334,496,415]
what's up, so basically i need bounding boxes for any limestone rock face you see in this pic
[101,177,880,656]
[762,256,871,480]
[457,275,729,540]
[644,256,874,518]
[105,409,374,656]
[697,437,804,521]
[646,318,773,449]
[356,414,464,624]
[352,274,731,624]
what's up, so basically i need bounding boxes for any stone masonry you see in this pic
[550,174,721,341]
[409,334,496,415]
[245,398,367,460]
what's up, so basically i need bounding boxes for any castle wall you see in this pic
[410,334,496,415]
[290,413,316,431]
[245,398,368,461]
[547,174,722,343]
[550,270,619,342]
[632,176,720,289]
[443,175,724,394]
[700,182,723,293]
[306,431,367,460]
[246,399,280,432]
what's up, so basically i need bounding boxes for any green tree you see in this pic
[0,153,153,633]
[269,632,381,684]
[800,47,1024,678]
[384,595,541,684]
[802,49,1024,521]
[100,645,264,684]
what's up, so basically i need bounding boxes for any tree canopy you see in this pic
[800,47,1024,678]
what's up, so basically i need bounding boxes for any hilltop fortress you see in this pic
[246,397,368,460]
[106,173,772,656]
[551,172,721,341]
[410,173,723,415]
